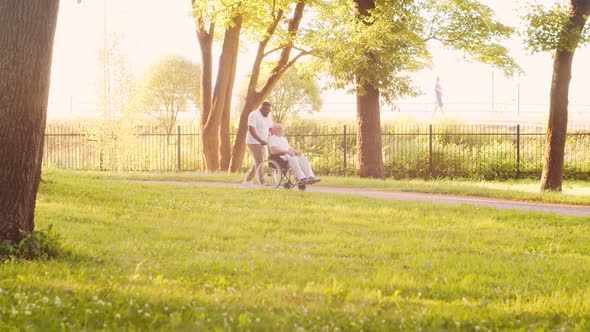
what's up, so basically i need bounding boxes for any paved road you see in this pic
[131,180,590,217]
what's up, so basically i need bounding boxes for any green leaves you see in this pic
[194,0,520,101]
[308,0,427,100]
[525,3,590,55]
[0,225,61,261]
[192,0,300,43]
[525,4,569,53]
[309,0,518,100]
[424,0,521,76]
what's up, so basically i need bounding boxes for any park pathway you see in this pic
[132,180,590,217]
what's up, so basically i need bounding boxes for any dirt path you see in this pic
[131,180,590,217]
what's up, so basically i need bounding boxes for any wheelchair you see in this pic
[256,154,306,191]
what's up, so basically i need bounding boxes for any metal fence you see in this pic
[42,124,590,180]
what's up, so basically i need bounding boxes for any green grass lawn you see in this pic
[2,171,590,330]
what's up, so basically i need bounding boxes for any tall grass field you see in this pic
[1,171,589,330]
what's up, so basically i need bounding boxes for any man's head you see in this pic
[272,123,285,137]
[260,101,272,117]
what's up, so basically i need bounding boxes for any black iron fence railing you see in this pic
[42,124,590,180]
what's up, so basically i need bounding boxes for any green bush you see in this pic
[0,225,61,261]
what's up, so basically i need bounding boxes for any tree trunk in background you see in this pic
[0,0,60,242]
[353,0,384,179]
[356,82,385,178]
[199,15,242,172]
[540,52,572,191]
[229,97,261,173]
[192,5,214,172]
[219,45,239,170]
[540,0,590,191]
[228,1,307,172]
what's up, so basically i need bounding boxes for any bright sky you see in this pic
[48,0,590,122]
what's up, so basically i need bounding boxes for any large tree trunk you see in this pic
[540,52,572,191]
[0,0,60,242]
[228,1,307,173]
[196,29,212,121]
[193,2,214,172]
[198,48,212,171]
[200,15,242,172]
[540,0,590,191]
[353,0,384,179]
[219,44,239,170]
[218,99,232,171]
[229,97,260,173]
[356,82,385,178]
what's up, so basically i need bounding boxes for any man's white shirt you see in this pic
[246,110,273,144]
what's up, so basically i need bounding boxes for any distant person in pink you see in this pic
[433,76,444,117]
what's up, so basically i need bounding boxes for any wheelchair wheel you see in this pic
[283,169,296,189]
[256,160,283,188]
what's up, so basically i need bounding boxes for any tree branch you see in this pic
[264,45,312,58]
[247,9,285,95]
[256,1,307,100]
[259,51,309,98]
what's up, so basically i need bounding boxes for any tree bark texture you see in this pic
[200,15,242,172]
[228,1,307,172]
[356,82,385,178]
[540,52,573,192]
[0,0,60,242]
[540,0,590,191]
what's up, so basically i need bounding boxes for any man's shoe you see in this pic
[306,177,320,184]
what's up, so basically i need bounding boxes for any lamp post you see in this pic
[516,76,520,119]
[491,70,495,113]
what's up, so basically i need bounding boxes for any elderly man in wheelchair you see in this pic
[257,123,320,190]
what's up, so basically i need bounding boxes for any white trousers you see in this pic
[283,155,314,181]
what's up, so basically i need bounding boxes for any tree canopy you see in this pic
[525,2,590,54]
[268,65,322,124]
[135,56,200,135]
[308,0,520,101]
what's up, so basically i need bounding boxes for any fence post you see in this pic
[429,124,433,177]
[516,124,520,179]
[99,134,104,171]
[343,125,347,176]
[177,125,181,172]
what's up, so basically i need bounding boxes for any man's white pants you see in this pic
[283,155,314,181]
